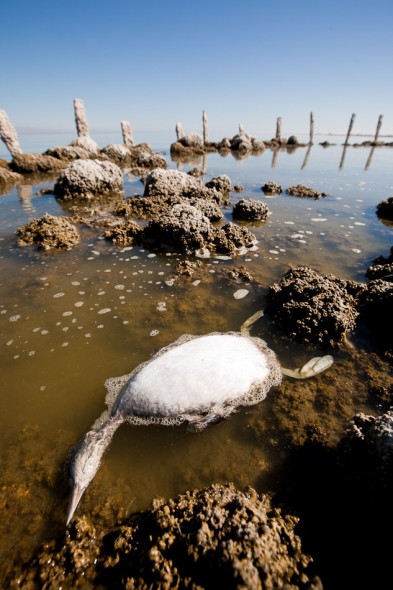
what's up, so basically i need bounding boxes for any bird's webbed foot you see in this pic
[281,355,334,379]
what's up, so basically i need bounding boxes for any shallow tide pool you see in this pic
[1,135,392,583]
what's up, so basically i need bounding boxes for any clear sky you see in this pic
[1,0,393,139]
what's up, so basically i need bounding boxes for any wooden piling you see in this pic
[373,115,383,143]
[202,111,208,144]
[0,110,22,156]
[176,122,184,140]
[121,121,134,148]
[275,117,282,142]
[309,112,314,145]
[344,113,356,145]
[74,98,89,137]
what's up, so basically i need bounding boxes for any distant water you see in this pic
[0,131,392,583]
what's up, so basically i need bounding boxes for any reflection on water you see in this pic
[1,136,393,580]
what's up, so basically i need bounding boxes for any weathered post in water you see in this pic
[74,98,90,138]
[121,121,134,148]
[344,113,356,145]
[275,117,282,142]
[309,112,314,145]
[176,122,184,140]
[202,111,208,144]
[373,115,383,143]
[0,110,22,156]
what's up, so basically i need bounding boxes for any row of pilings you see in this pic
[0,100,389,159]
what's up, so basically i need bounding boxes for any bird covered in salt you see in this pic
[66,311,333,524]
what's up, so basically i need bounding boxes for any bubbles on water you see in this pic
[9,315,21,322]
[53,293,65,298]
[98,308,111,315]
[62,311,72,317]
[115,285,125,290]
[74,301,84,307]
[157,302,167,312]
[150,330,159,336]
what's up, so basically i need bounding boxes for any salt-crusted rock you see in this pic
[54,159,123,200]
[16,213,80,250]
[266,266,366,347]
[0,163,23,190]
[230,131,253,153]
[262,180,282,195]
[101,144,131,164]
[142,203,214,254]
[178,133,204,148]
[10,153,67,174]
[69,136,99,156]
[44,145,92,161]
[7,483,321,589]
[286,185,328,198]
[143,168,219,202]
[233,199,270,221]
[205,174,232,194]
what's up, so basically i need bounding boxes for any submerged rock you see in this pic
[8,483,321,590]
[16,213,80,250]
[266,266,365,347]
[54,159,123,200]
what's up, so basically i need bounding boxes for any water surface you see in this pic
[1,133,392,580]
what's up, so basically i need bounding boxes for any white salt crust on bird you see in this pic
[105,333,282,425]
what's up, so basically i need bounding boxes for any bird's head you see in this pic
[66,428,109,526]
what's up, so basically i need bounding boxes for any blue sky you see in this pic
[1,0,393,139]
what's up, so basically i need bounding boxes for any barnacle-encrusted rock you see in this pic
[8,484,321,589]
[44,145,92,161]
[101,143,131,164]
[233,199,270,221]
[54,159,123,200]
[214,222,257,256]
[286,185,328,199]
[69,135,100,156]
[266,266,365,347]
[366,246,393,281]
[142,203,214,254]
[104,219,142,247]
[143,169,221,202]
[205,174,232,195]
[337,410,393,495]
[358,278,393,359]
[376,196,393,221]
[10,153,67,174]
[261,180,282,195]
[16,213,80,250]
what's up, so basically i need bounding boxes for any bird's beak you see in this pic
[66,483,84,526]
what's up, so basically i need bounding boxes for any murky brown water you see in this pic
[1,136,392,584]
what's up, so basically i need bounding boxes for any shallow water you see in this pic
[1,134,392,583]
